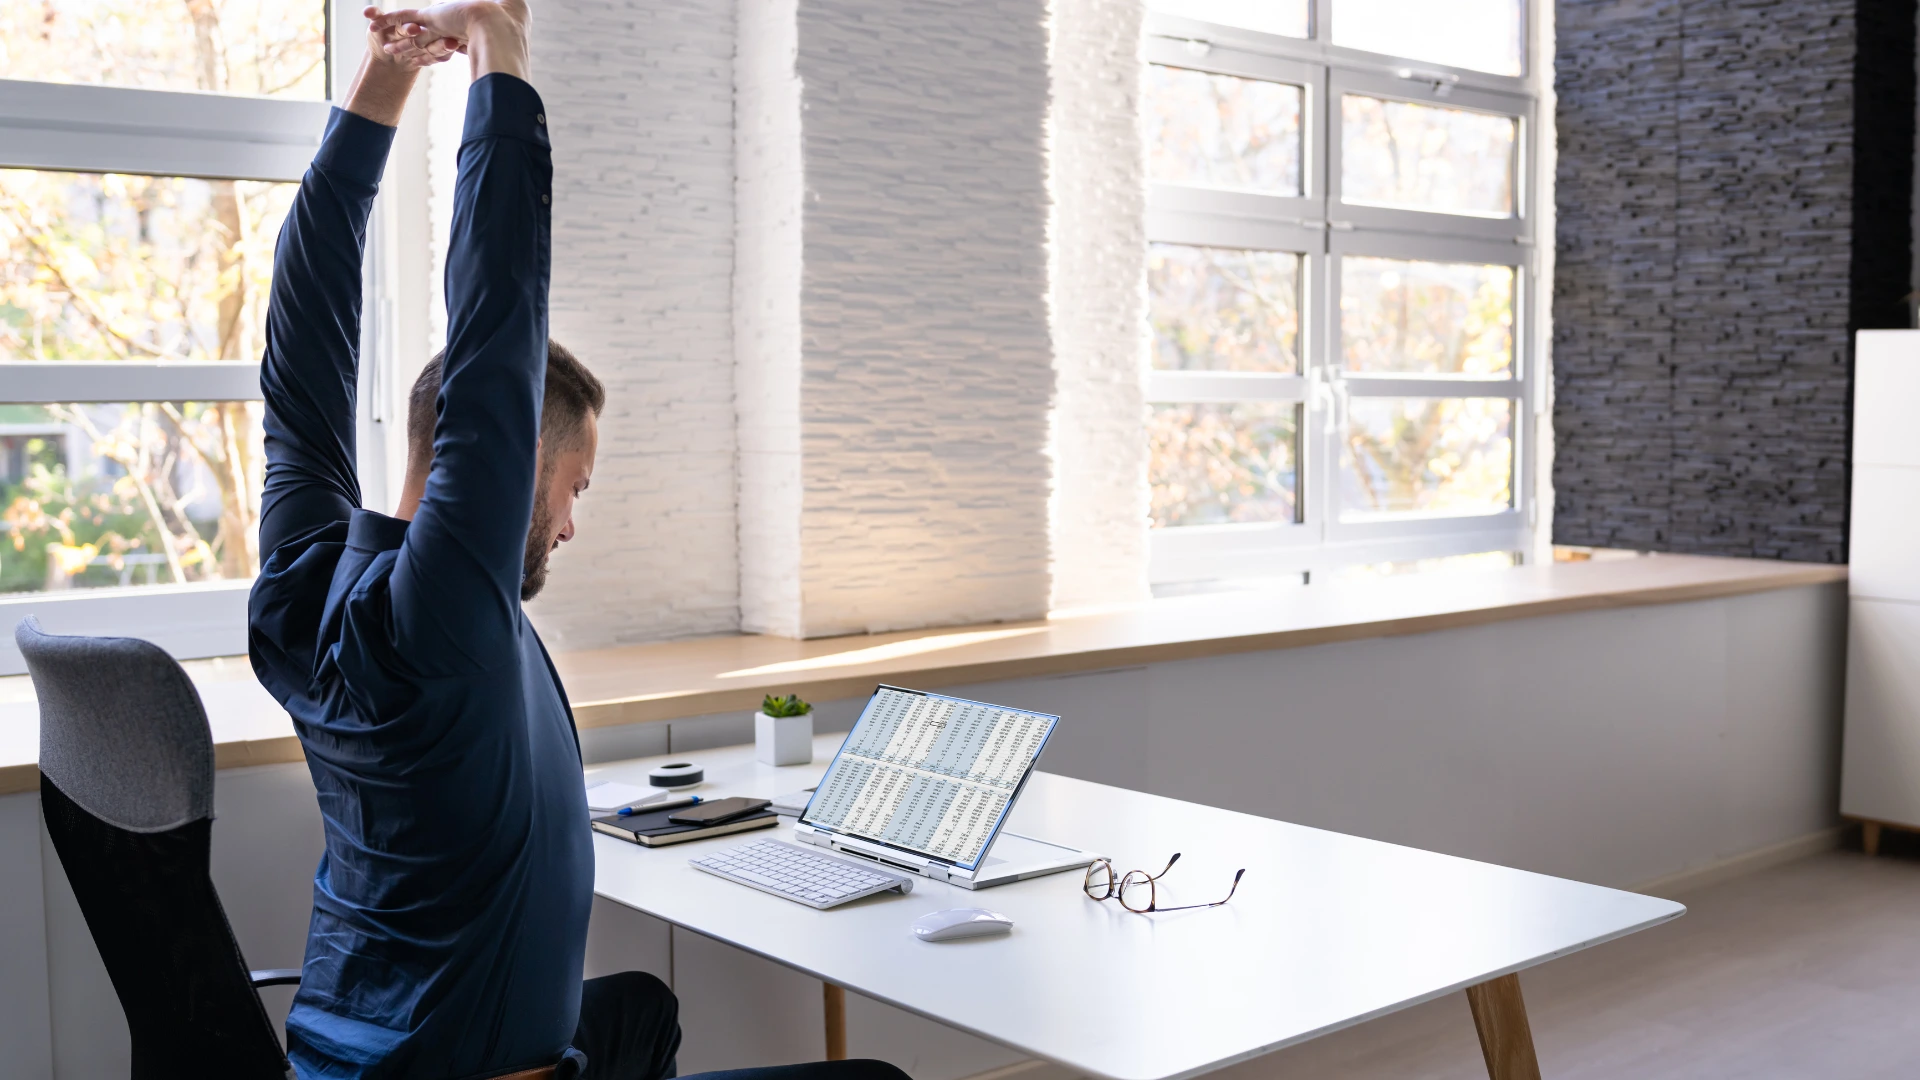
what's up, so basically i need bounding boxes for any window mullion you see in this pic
[1302,62,1335,546]
[0,80,328,183]
[1148,372,1307,403]
[0,364,263,404]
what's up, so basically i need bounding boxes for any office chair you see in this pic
[18,615,300,1080]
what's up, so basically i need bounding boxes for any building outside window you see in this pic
[1141,0,1541,585]
[0,1,336,667]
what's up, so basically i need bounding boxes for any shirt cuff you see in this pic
[312,107,398,188]
[462,73,552,152]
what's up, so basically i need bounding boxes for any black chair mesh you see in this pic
[41,773,291,1079]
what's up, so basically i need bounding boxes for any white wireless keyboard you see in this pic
[690,838,914,909]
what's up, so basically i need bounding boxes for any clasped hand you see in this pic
[365,1,531,70]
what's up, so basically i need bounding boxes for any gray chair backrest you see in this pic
[16,615,215,833]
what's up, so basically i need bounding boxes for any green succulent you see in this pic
[761,693,813,718]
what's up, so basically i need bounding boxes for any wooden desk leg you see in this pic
[824,982,848,1061]
[1465,973,1541,1080]
[1864,821,1882,857]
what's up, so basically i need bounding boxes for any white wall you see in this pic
[735,0,1057,638]
[413,3,746,650]
[792,0,1054,637]
[2,584,1846,1077]
[0,792,52,1078]
[416,0,1085,647]
[1045,0,1151,613]
[528,0,745,649]
[735,0,807,638]
[959,584,1847,889]
[1528,0,1559,564]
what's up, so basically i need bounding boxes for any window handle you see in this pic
[1309,369,1341,418]
[1394,67,1460,97]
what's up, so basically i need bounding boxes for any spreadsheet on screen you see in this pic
[802,687,1057,868]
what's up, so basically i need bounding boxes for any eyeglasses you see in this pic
[1082,853,1245,914]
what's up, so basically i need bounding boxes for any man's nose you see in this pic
[557,515,575,545]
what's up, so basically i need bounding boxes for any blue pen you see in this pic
[619,795,701,816]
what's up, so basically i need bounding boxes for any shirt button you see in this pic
[536,113,546,125]
[542,194,551,205]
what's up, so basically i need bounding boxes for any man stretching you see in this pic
[251,5,908,1078]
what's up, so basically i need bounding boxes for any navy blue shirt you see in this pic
[248,76,592,1079]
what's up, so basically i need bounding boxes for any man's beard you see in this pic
[521,482,555,602]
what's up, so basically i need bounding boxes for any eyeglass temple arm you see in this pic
[1148,868,1247,913]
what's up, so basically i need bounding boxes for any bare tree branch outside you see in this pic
[0,0,322,593]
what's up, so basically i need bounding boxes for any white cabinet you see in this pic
[1849,465,1920,602]
[1844,600,1920,826]
[1842,330,1920,831]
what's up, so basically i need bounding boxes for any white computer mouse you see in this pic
[911,908,1013,942]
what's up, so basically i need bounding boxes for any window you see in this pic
[1330,0,1524,77]
[1147,0,1311,41]
[1142,1,1537,585]
[0,1,334,669]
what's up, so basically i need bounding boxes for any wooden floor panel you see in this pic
[1208,850,1920,1078]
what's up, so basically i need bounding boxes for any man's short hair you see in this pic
[406,339,605,472]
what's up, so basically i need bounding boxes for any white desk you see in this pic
[589,736,1683,1080]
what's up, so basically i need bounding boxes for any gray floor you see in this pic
[1208,848,1920,1079]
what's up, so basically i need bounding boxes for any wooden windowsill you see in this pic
[0,553,1847,795]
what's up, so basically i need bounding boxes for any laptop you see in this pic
[792,684,1100,889]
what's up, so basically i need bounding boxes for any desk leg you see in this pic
[1864,821,1882,857]
[1465,973,1540,1080]
[824,983,847,1061]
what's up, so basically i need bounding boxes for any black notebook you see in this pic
[591,805,778,848]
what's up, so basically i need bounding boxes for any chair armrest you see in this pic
[250,968,302,988]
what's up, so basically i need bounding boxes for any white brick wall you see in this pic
[734,0,1057,637]
[735,0,807,638]
[418,0,1145,647]
[1046,0,1150,611]
[519,0,744,649]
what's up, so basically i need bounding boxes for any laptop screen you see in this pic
[800,686,1058,871]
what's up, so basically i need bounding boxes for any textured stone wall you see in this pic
[1046,0,1152,612]
[736,0,1057,637]
[735,0,806,637]
[1552,0,1914,562]
[795,0,1054,636]
[415,0,1109,645]
[518,1,743,649]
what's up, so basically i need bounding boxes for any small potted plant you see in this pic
[756,692,814,766]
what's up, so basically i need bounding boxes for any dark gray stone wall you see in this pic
[1552,0,1914,562]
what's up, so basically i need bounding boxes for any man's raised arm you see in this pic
[257,17,424,560]
[374,2,548,670]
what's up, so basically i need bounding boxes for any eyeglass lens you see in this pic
[1084,860,1116,899]
[1118,870,1156,913]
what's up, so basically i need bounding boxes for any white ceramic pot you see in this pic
[755,711,813,766]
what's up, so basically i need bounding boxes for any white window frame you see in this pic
[1145,0,1542,586]
[0,3,372,675]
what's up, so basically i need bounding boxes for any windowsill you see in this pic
[0,552,1847,795]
